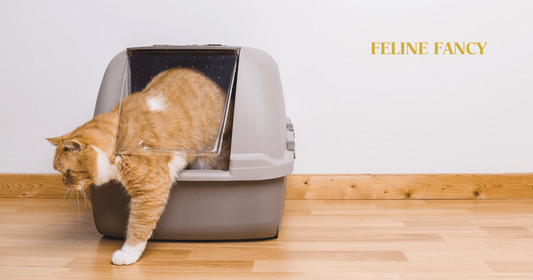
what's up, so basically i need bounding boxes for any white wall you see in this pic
[1,0,532,174]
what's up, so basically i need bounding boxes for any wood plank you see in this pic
[484,261,533,273]
[402,220,476,227]
[64,259,255,272]
[61,271,307,280]
[0,267,70,278]
[186,248,408,261]
[0,256,74,268]
[479,226,533,240]
[281,240,531,252]
[252,260,494,273]
[304,273,403,280]
[2,173,533,199]
[404,251,533,262]
[399,273,533,280]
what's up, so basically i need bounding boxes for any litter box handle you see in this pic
[286,118,296,159]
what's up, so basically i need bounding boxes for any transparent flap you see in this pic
[114,47,238,156]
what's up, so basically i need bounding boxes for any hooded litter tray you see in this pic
[90,45,295,240]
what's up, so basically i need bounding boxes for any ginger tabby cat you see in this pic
[47,68,232,265]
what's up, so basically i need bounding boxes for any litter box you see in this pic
[89,45,295,240]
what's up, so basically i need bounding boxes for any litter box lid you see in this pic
[95,45,294,181]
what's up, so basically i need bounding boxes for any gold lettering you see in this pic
[371,41,486,55]
[434,42,443,54]
[391,42,401,55]
[477,42,487,54]
[454,42,465,55]
[406,43,417,54]
[466,42,476,55]
[419,42,428,55]
[381,42,390,55]
[371,42,379,55]
[443,42,454,55]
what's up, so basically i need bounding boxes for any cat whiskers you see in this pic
[59,186,94,220]
[79,187,94,215]
[77,188,94,220]
[58,185,74,204]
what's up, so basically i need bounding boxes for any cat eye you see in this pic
[63,147,70,152]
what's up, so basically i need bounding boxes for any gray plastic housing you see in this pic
[90,178,287,240]
[90,45,294,241]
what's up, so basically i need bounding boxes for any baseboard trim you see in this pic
[1,173,533,199]
[287,174,533,199]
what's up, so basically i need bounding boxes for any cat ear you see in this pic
[62,138,86,152]
[46,137,61,146]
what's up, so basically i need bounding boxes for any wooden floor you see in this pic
[1,198,533,279]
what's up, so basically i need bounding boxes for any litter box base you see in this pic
[89,177,286,241]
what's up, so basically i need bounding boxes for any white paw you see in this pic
[111,249,141,265]
[111,241,147,266]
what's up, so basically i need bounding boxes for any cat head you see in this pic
[47,135,99,191]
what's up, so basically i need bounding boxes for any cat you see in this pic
[47,67,233,265]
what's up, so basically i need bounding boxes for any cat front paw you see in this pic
[111,249,141,265]
[111,241,147,265]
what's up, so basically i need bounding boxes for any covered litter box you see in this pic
[90,45,295,240]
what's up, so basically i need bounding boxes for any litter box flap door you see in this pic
[114,47,238,156]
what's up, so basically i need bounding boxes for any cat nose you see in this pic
[63,169,71,184]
